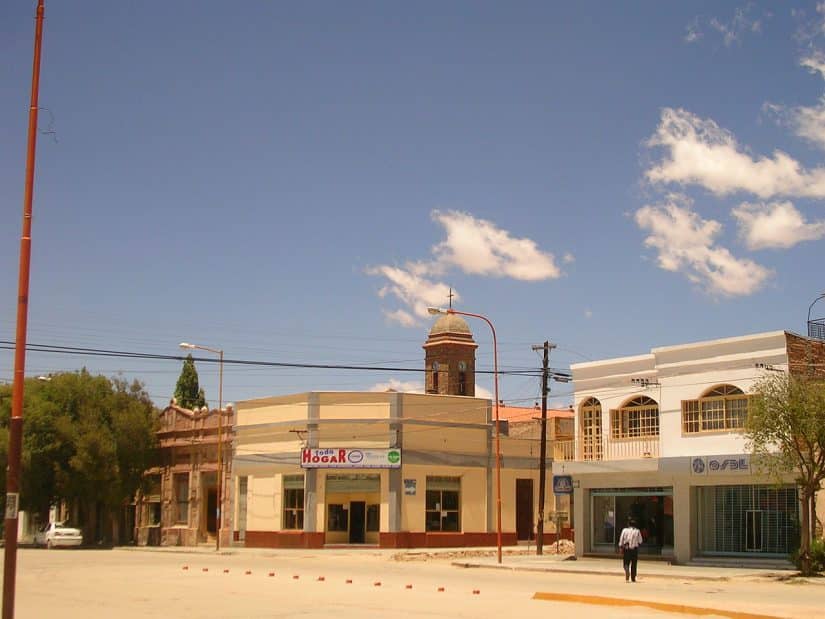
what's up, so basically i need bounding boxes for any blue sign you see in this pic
[553,475,574,495]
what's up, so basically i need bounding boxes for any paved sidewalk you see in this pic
[453,553,794,582]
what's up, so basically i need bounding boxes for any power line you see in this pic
[0,340,566,378]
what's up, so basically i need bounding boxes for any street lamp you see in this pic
[179,342,224,551]
[427,306,503,564]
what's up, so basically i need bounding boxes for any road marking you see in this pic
[532,592,782,618]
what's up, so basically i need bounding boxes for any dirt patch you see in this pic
[392,539,575,562]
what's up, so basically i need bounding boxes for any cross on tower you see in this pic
[448,287,454,309]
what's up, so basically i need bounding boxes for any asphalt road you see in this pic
[1,548,820,618]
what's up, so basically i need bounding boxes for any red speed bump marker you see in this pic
[437,587,445,592]
[182,566,189,571]
[374,581,382,587]
[202,568,208,572]
[405,584,413,589]
[345,579,353,584]
[472,589,480,595]
[317,576,325,581]
[245,570,252,575]
[223,569,230,574]
[292,575,300,580]
[268,572,275,577]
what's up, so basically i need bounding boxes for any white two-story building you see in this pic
[554,330,824,564]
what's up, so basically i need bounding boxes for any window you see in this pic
[145,474,161,526]
[366,504,380,532]
[426,476,460,532]
[283,475,304,530]
[173,473,189,524]
[431,362,439,392]
[327,504,348,532]
[458,361,467,395]
[610,396,659,439]
[682,385,749,434]
[580,397,603,460]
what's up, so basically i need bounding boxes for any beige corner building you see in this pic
[230,314,566,548]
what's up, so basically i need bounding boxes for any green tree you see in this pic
[0,370,159,543]
[746,373,825,575]
[174,354,207,409]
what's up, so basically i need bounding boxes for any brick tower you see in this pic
[423,313,477,396]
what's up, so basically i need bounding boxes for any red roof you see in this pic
[495,404,573,423]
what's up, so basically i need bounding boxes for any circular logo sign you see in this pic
[692,457,705,474]
[347,450,364,464]
[387,450,400,464]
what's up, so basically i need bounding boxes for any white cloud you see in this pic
[685,5,767,47]
[369,379,423,393]
[474,384,493,400]
[369,210,561,326]
[646,108,825,198]
[562,252,575,264]
[635,196,772,297]
[431,210,561,281]
[367,265,457,325]
[684,18,703,43]
[709,5,763,47]
[763,53,825,151]
[731,201,825,249]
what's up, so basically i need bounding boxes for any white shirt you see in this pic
[618,526,643,550]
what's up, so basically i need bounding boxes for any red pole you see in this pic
[448,309,502,564]
[4,2,45,618]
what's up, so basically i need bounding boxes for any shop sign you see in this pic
[690,455,750,475]
[553,475,574,495]
[300,448,402,469]
[404,479,417,495]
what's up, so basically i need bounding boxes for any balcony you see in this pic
[552,436,660,462]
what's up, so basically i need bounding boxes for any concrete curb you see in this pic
[451,560,732,581]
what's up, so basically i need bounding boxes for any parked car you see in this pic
[34,522,83,548]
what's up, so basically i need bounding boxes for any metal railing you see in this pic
[552,436,660,462]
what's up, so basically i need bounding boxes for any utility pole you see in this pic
[4,3,45,618]
[532,341,555,555]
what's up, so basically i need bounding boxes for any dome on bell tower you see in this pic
[428,313,472,337]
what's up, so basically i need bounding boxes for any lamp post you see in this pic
[179,342,224,551]
[427,307,502,564]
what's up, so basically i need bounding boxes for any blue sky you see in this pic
[2,1,825,410]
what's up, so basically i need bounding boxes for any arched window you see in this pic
[580,397,603,460]
[431,361,439,393]
[611,395,659,439]
[458,361,466,396]
[682,384,748,433]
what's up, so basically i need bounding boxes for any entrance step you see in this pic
[687,556,794,570]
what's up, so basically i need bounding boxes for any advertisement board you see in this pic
[300,448,402,469]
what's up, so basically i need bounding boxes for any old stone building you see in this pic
[135,402,233,546]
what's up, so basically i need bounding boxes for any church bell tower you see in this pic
[423,313,477,396]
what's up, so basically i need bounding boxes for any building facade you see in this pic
[136,402,233,547]
[554,330,825,564]
[230,315,563,548]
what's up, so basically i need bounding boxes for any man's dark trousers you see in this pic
[622,547,638,582]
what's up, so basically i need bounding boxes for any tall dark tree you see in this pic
[174,353,207,409]
[0,370,159,543]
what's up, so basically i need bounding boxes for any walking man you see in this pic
[618,517,643,582]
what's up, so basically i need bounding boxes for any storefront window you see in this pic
[283,475,304,530]
[696,484,798,556]
[590,488,673,555]
[366,504,380,532]
[328,504,348,532]
[426,476,460,532]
